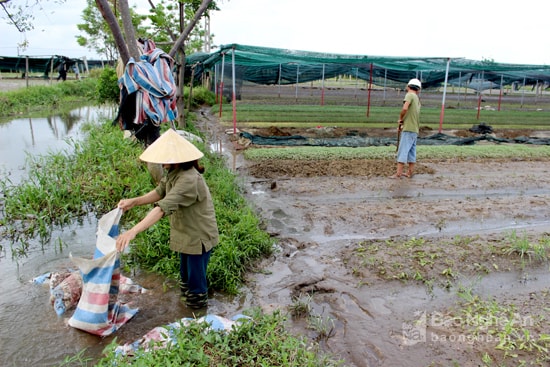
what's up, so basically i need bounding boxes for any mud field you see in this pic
[5,78,549,366]
[198,111,550,367]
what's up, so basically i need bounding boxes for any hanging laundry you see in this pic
[115,39,178,146]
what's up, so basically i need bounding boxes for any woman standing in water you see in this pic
[115,129,219,309]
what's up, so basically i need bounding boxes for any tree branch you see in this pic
[118,0,140,59]
[168,0,212,58]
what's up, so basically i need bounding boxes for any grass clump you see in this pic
[0,122,148,247]
[502,230,550,264]
[446,288,550,366]
[347,232,550,292]
[82,309,343,367]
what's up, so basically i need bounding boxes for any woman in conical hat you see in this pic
[115,128,218,309]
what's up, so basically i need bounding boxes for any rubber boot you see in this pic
[186,293,208,309]
[180,282,190,301]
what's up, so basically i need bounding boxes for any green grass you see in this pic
[0,121,274,294]
[451,290,550,366]
[78,308,343,367]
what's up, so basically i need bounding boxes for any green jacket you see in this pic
[155,167,219,255]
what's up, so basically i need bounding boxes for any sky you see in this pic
[1,0,549,65]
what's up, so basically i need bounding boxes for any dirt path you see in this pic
[198,110,550,367]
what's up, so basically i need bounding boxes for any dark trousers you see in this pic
[179,249,211,295]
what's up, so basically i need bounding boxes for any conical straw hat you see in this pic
[139,128,204,164]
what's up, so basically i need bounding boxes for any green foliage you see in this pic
[95,308,343,367]
[503,230,550,263]
[96,67,120,103]
[75,0,217,57]
[244,144,550,161]
[449,293,550,365]
[144,0,219,53]
[76,0,119,60]
[185,86,216,108]
[76,0,149,60]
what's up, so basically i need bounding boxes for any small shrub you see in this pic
[184,86,216,108]
[96,67,120,103]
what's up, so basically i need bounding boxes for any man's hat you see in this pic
[407,78,422,89]
[139,128,204,164]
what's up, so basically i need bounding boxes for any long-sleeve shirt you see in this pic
[155,167,219,254]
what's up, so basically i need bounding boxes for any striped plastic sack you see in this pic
[68,208,138,336]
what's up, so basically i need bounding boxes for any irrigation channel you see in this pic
[2,104,550,367]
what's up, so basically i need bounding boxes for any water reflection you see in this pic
[0,104,116,186]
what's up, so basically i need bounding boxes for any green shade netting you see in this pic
[186,44,550,90]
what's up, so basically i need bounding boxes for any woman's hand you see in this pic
[118,198,136,212]
[116,229,136,252]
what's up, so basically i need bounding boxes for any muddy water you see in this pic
[240,184,550,366]
[241,231,550,367]
[0,214,225,366]
[197,116,550,366]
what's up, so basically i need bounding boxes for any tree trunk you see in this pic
[95,0,130,64]
[95,0,213,179]
[118,0,141,60]
[178,51,186,129]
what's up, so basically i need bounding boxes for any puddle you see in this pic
[242,230,550,366]
[227,135,550,365]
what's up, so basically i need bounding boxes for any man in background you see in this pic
[390,78,422,179]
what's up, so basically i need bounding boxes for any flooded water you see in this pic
[0,106,109,366]
[1,107,104,185]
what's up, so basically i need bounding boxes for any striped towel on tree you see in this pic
[120,48,178,126]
